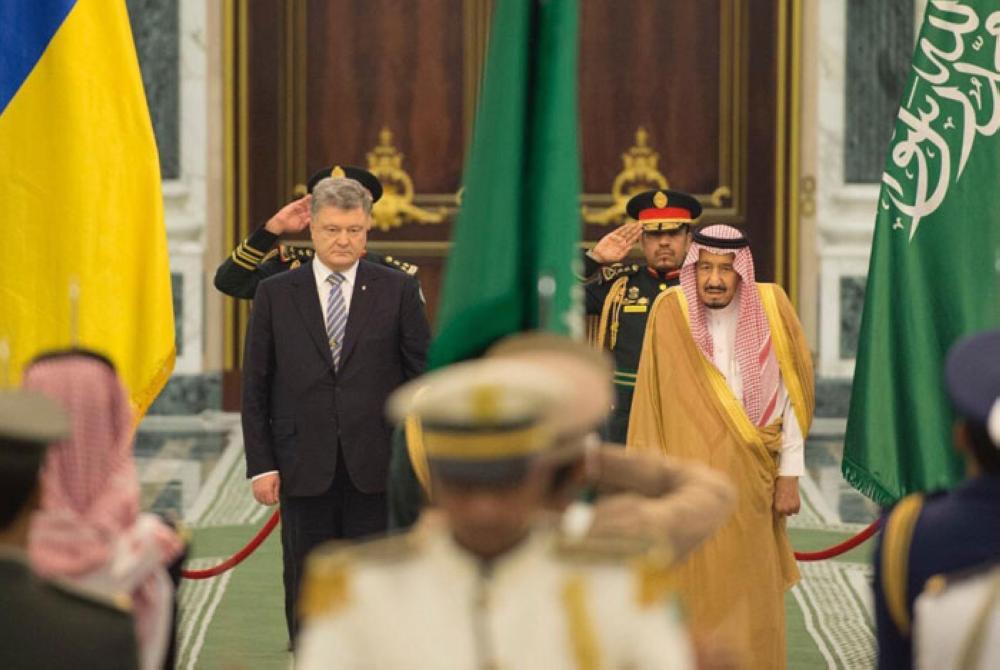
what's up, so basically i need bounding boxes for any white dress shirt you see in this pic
[251,256,360,484]
[312,254,358,319]
[704,296,805,477]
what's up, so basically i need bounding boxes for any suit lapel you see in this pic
[339,260,380,368]
[290,262,335,369]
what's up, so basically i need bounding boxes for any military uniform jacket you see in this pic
[296,516,693,670]
[214,226,419,299]
[874,474,1000,669]
[912,561,1000,669]
[583,252,679,442]
[0,549,138,669]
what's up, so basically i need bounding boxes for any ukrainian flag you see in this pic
[0,0,174,415]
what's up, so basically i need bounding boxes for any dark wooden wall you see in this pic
[305,0,467,194]
[224,0,795,405]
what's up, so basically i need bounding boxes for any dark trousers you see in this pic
[602,385,634,444]
[280,455,387,639]
[279,511,294,643]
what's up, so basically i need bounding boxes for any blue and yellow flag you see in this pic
[0,0,174,415]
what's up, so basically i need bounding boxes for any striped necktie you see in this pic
[325,272,348,369]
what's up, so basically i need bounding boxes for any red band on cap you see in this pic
[639,207,691,220]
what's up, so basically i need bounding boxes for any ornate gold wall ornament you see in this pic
[366,127,447,231]
[582,127,671,226]
[709,185,732,207]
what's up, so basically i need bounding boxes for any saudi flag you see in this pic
[428,0,581,368]
[844,0,1000,505]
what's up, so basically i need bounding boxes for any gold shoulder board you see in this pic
[383,255,420,276]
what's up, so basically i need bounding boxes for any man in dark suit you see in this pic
[0,390,138,670]
[242,176,430,638]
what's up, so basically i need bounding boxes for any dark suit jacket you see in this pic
[242,258,430,496]
[0,553,138,669]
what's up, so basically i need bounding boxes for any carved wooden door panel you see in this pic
[223,0,799,406]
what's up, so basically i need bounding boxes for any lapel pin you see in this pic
[362,285,367,291]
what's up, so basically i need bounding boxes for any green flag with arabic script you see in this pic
[844,0,1000,505]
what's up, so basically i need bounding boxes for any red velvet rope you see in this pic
[793,518,882,561]
[180,510,281,579]
[178,511,882,579]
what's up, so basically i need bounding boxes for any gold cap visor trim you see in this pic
[423,425,551,460]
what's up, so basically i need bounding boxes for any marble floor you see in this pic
[135,412,239,521]
[159,412,881,669]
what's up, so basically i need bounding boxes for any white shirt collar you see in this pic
[312,255,359,288]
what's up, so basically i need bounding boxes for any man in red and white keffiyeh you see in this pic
[679,224,804,515]
[22,351,184,670]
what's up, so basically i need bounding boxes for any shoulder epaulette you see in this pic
[279,244,315,267]
[882,493,926,636]
[47,578,133,614]
[300,548,352,621]
[299,533,421,621]
[598,263,641,284]
[381,255,419,276]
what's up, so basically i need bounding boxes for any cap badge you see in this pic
[653,191,668,208]
[330,165,346,179]
[471,385,501,422]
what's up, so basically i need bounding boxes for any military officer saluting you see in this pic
[213,164,418,299]
[297,357,694,669]
[584,189,699,442]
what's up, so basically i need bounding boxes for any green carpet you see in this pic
[175,439,876,668]
[178,525,875,669]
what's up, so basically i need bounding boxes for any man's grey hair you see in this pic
[310,177,373,218]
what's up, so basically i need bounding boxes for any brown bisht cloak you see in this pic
[627,284,814,670]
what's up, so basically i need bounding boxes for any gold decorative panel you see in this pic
[367,128,449,231]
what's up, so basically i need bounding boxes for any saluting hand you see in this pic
[588,222,643,264]
[264,195,312,235]
[773,476,800,516]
